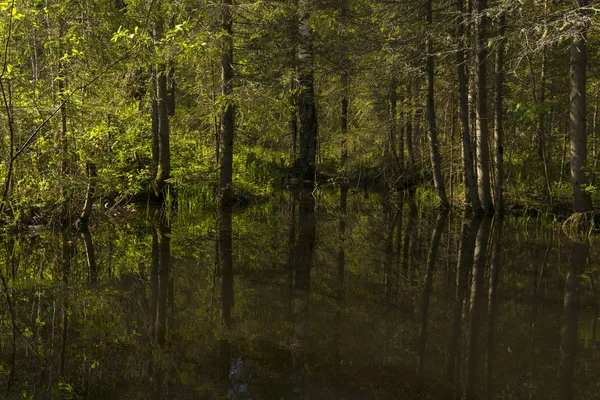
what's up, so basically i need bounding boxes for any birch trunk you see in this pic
[475,0,494,213]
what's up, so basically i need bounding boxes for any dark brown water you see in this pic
[1,190,598,399]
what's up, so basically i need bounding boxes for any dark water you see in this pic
[1,190,599,399]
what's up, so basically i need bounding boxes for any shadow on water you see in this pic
[0,191,599,399]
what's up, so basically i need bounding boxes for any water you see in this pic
[0,190,598,399]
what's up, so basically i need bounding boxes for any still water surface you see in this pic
[1,190,599,399]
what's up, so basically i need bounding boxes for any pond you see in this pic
[0,189,598,399]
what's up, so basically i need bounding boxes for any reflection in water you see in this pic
[290,190,316,400]
[402,196,417,279]
[59,230,74,379]
[334,186,348,365]
[417,211,448,381]
[558,241,586,400]
[486,215,503,398]
[0,192,599,399]
[150,215,171,399]
[466,217,492,400]
[447,213,481,395]
[153,217,171,347]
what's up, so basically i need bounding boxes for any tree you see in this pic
[475,0,494,214]
[425,0,449,209]
[220,0,235,205]
[494,12,506,213]
[569,0,592,213]
[296,0,317,182]
[152,3,171,198]
[457,0,481,212]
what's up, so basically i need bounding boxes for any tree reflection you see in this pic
[558,241,586,400]
[447,213,481,396]
[466,216,492,399]
[290,189,316,400]
[486,215,503,397]
[417,210,448,381]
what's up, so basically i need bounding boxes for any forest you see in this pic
[0,0,599,399]
[0,0,597,223]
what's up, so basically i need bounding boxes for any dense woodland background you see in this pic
[0,0,598,223]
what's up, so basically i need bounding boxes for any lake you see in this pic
[1,189,598,399]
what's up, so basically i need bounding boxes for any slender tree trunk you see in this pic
[289,76,298,162]
[167,61,175,116]
[76,162,97,229]
[399,109,405,172]
[220,0,235,205]
[406,110,415,172]
[81,229,97,285]
[475,0,494,213]
[341,70,349,166]
[468,0,478,185]
[152,16,171,197]
[154,66,171,196]
[297,0,317,182]
[569,0,592,213]
[426,0,449,208]
[493,13,506,213]
[151,69,159,169]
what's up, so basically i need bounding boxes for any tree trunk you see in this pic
[289,76,298,162]
[341,71,349,167]
[152,16,171,197]
[493,13,506,213]
[425,0,449,208]
[151,69,159,169]
[399,110,405,173]
[76,162,97,229]
[297,0,317,182]
[475,0,494,213]
[569,0,592,213]
[220,0,235,205]
[154,66,171,197]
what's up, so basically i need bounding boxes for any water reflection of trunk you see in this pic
[334,186,348,365]
[80,229,97,285]
[486,215,503,397]
[291,190,316,400]
[287,195,297,304]
[558,241,586,400]
[466,217,492,400]
[59,231,74,379]
[402,197,417,280]
[149,217,171,399]
[394,200,404,277]
[417,211,448,381]
[382,193,396,306]
[218,203,240,399]
[150,217,171,350]
[447,214,481,394]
